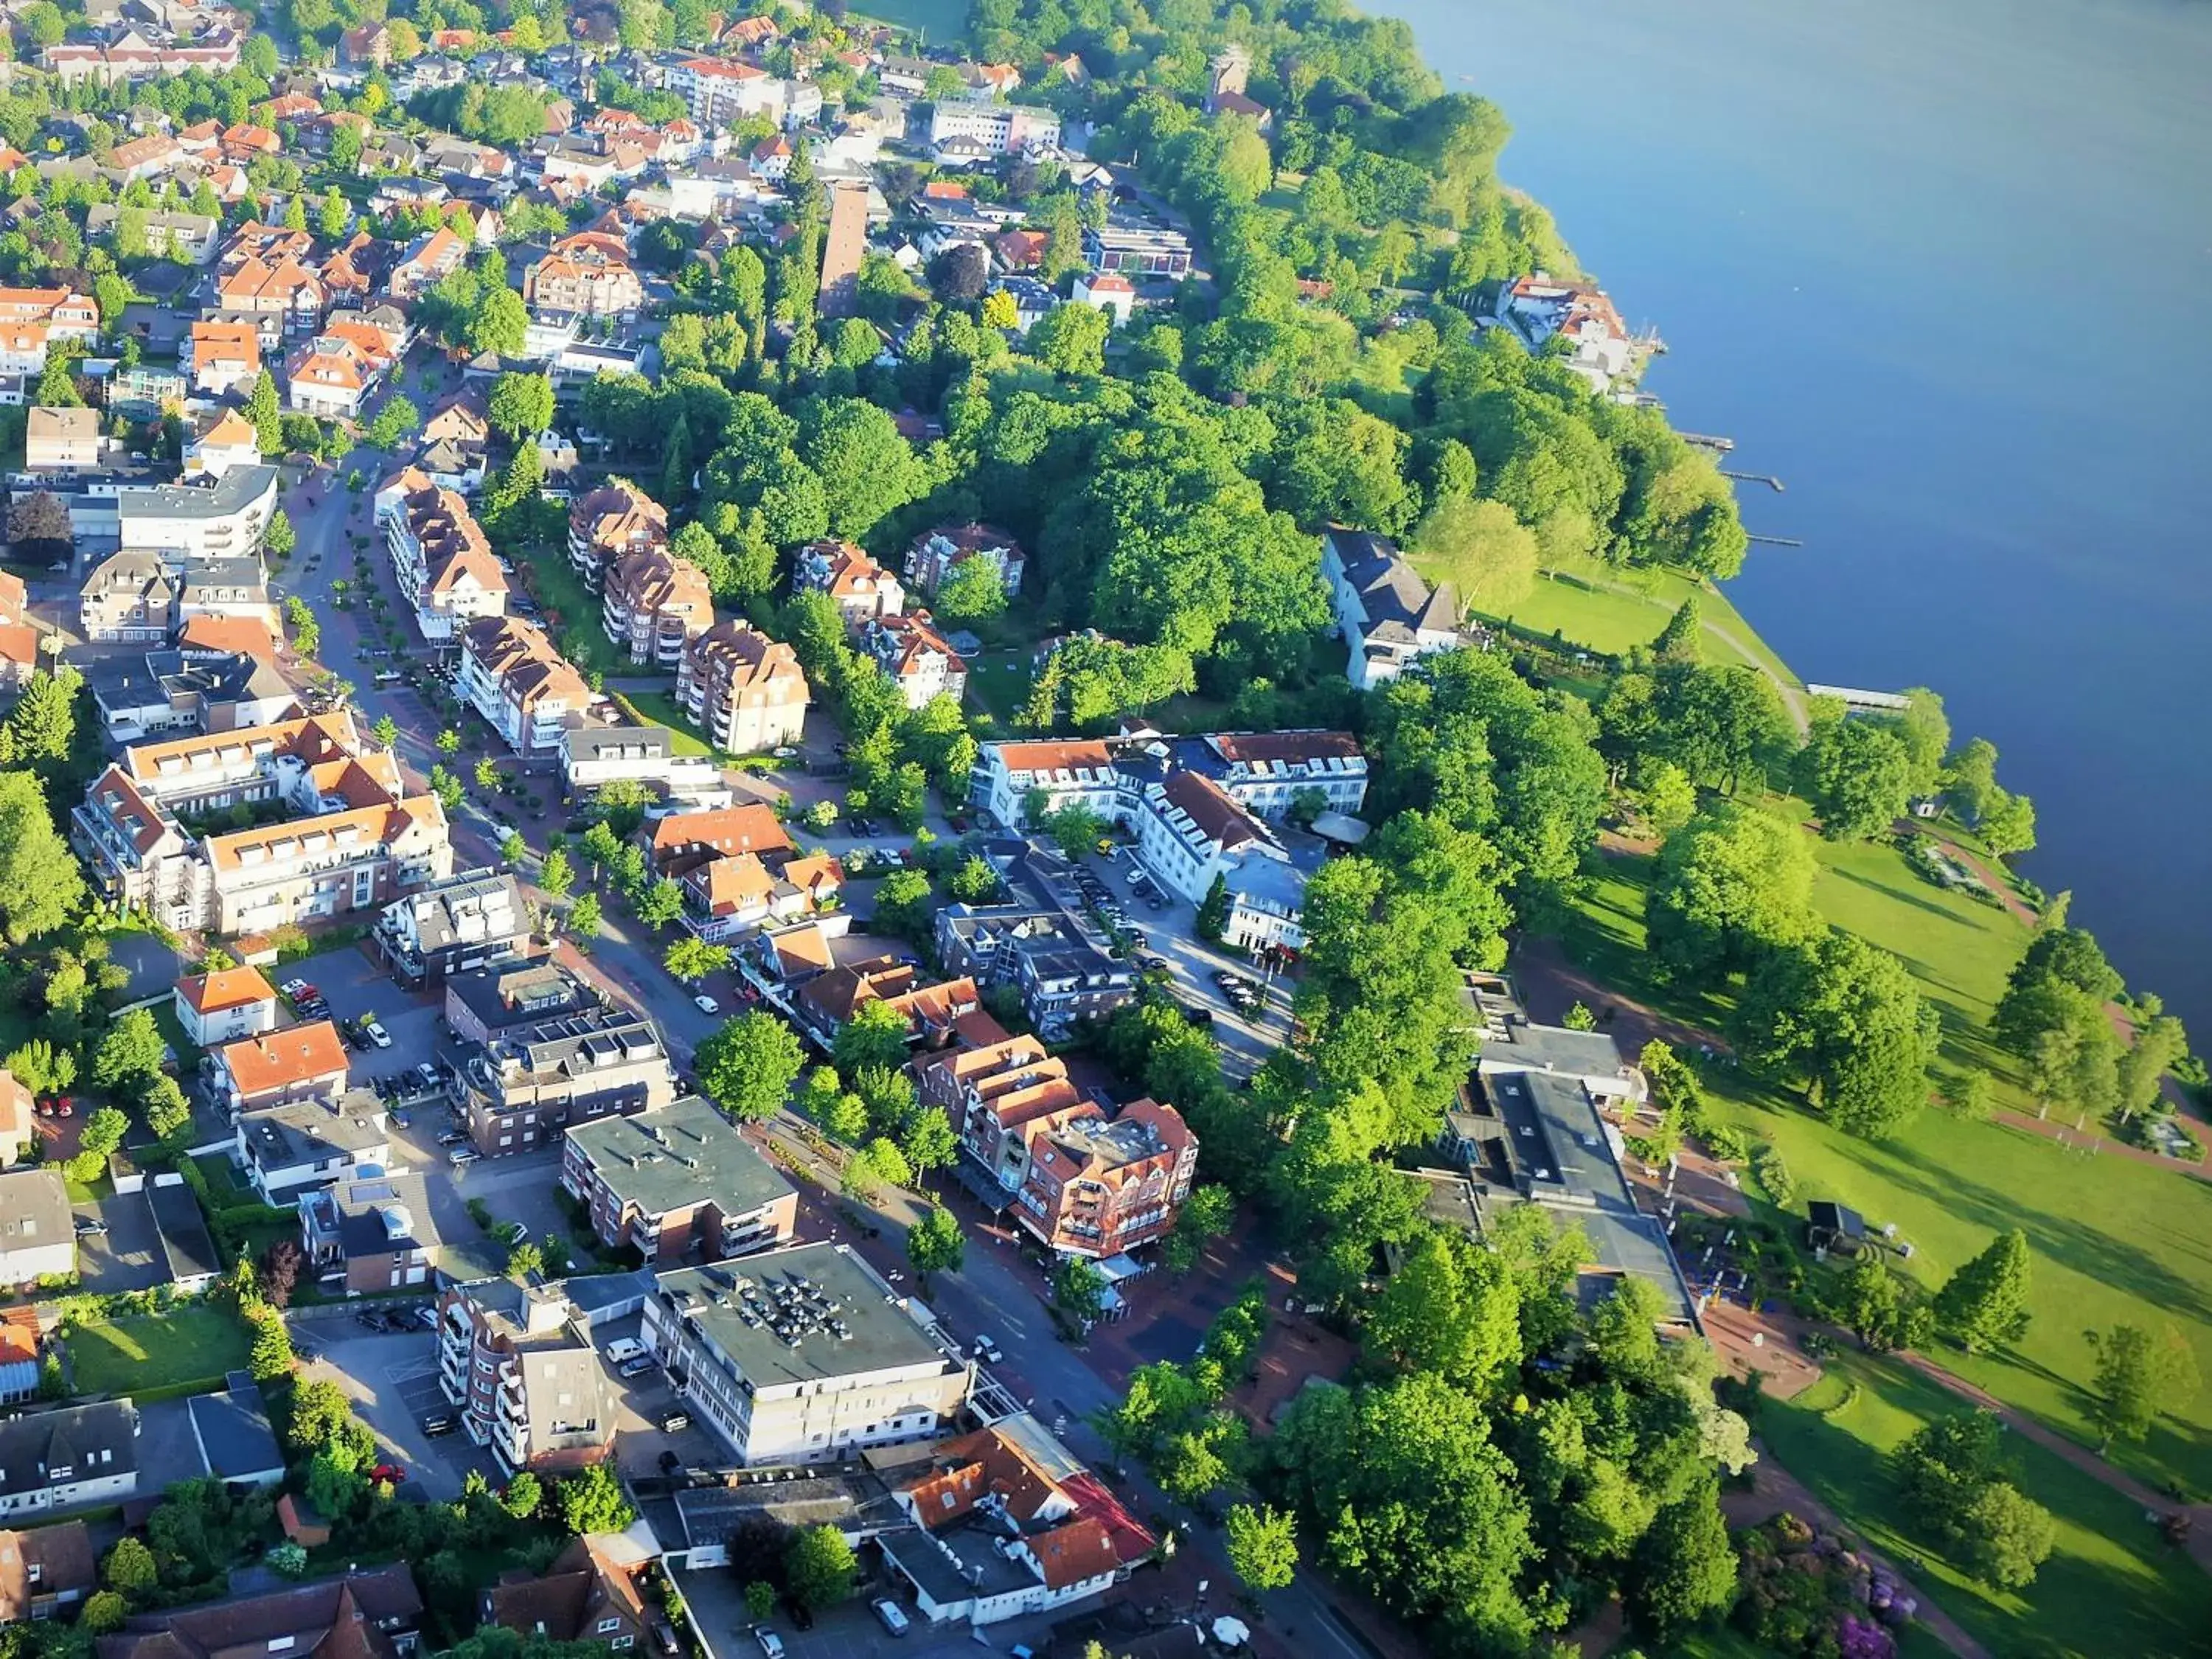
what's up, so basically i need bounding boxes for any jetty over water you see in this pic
[1805,684,1912,713]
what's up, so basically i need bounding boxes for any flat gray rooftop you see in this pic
[566,1095,795,1220]
[654,1244,950,1388]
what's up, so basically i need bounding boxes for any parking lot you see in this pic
[291,1321,499,1500]
[586,1313,725,1478]
[278,945,444,1087]
[675,1560,1063,1659]
[71,1188,169,1294]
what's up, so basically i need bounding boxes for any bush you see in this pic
[1702,1124,1751,1164]
[1753,1144,1795,1210]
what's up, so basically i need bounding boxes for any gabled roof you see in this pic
[218,1021,348,1094]
[178,964,276,1015]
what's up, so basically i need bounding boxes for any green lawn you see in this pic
[612,691,712,757]
[1559,822,2212,1496]
[1489,552,1799,691]
[1758,1352,2211,1659]
[69,1307,253,1394]
[518,551,642,681]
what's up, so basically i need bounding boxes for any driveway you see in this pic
[292,1323,497,1501]
[72,1189,168,1294]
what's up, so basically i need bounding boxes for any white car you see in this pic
[605,1338,646,1366]
[972,1335,1004,1365]
[693,994,720,1015]
[448,1147,480,1167]
[751,1632,784,1659]
[771,745,799,759]
[363,1018,392,1048]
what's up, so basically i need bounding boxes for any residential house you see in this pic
[443,959,599,1048]
[212,1020,350,1115]
[561,1095,797,1262]
[793,957,980,1051]
[88,204,219,262]
[680,847,841,945]
[646,804,790,879]
[184,1374,285,1488]
[183,408,265,479]
[78,551,178,644]
[0,1077,32,1170]
[675,620,808,754]
[793,539,904,627]
[97,1568,421,1659]
[218,123,281,163]
[640,1245,971,1466]
[212,252,325,338]
[105,133,181,182]
[479,1537,655,1651]
[880,1418,1152,1627]
[1320,526,1472,690]
[861,611,967,711]
[566,479,665,589]
[602,545,713,668]
[905,523,1025,600]
[187,318,260,394]
[386,225,468,301]
[436,1279,613,1473]
[456,1005,676,1158]
[0,1171,74,1284]
[1493,273,1635,392]
[24,406,103,472]
[0,1520,97,1621]
[341,21,392,64]
[459,616,594,757]
[300,1170,439,1294]
[559,722,726,802]
[374,867,529,990]
[384,482,509,641]
[0,1402,137,1519]
[1071,271,1135,325]
[283,330,383,418]
[235,1091,392,1203]
[173,964,278,1046]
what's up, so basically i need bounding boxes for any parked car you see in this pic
[280,978,310,999]
[74,1217,108,1237]
[448,1147,480,1167]
[363,1018,392,1048]
[369,1463,407,1486]
[618,1354,656,1379]
[420,1413,456,1437]
[770,745,798,759]
[692,994,720,1015]
[751,1631,784,1659]
[871,1601,911,1636]
[438,1130,468,1147]
[658,1410,691,1433]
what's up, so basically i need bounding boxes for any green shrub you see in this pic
[1752,1144,1795,1209]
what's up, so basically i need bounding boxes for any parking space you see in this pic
[588,1314,724,1477]
[278,946,442,1085]
[294,1325,498,1501]
[71,1189,169,1294]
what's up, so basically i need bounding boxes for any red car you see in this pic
[369,1463,407,1486]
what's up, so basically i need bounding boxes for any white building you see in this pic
[1493,273,1635,393]
[235,1093,392,1205]
[173,964,279,1046]
[0,1170,76,1283]
[560,721,728,800]
[459,616,592,757]
[926,102,1061,156]
[114,465,279,560]
[1319,527,1471,690]
[641,1245,971,1467]
[0,1402,137,1519]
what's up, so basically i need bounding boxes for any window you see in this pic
[612,1639,634,1651]
[597,1620,621,1635]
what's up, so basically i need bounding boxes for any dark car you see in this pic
[420,1413,456,1437]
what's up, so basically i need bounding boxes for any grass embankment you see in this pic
[1488,550,1800,692]
[1564,828,2212,1495]
[69,1307,252,1394]
[1761,1352,2210,1659]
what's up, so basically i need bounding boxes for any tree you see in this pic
[1837,1253,1930,1354]
[69,1105,128,1183]
[1652,595,1702,662]
[927,243,988,302]
[1646,801,1820,982]
[1223,1503,1298,1592]
[1363,1228,1522,1394]
[247,1307,294,1381]
[1405,495,1537,613]
[103,1534,158,1596]
[664,936,730,984]
[427,766,463,811]
[260,1238,302,1309]
[1963,1477,2057,1591]
[1735,928,1938,1138]
[1029,302,1112,375]
[566,891,603,943]
[782,1524,856,1613]
[696,1010,804,1121]
[1054,1257,1107,1325]
[1935,1229,2033,1354]
[932,554,1007,623]
[1194,873,1229,942]
[634,878,684,929]
[366,395,421,450]
[507,1239,543,1281]
[91,1008,166,1095]
[905,1204,964,1279]
[2085,1321,2199,1451]
[82,1591,128,1635]
[1624,1481,1737,1642]
[557,1462,635,1535]
[487,372,555,442]
[1797,708,1914,840]
[538,846,574,898]
[264,506,296,557]
[4,490,72,566]
[1162,1184,1233,1274]
[467,287,529,356]
[832,997,911,1079]
[7,1038,75,1095]
[246,369,282,454]
[2116,1012,2188,1121]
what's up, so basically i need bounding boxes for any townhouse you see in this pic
[675,619,808,754]
[566,479,666,589]
[184,408,265,479]
[300,1169,439,1294]
[793,538,905,626]
[561,1095,798,1262]
[792,957,980,1051]
[602,544,714,668]
[187,319,260,394]
[383,481,509,641]
[0,1402,137,1520]
[212,252,326,339]
[860,611,967,711]
[641,1245,971,1467]
[373,868,529,990]
[917,1034,1085,1193]
[1015,1098,1197,1259]
[459,616,594,758]
[436,1279,613,1473]
[44,24,241,86]
[456,1005,678,1158]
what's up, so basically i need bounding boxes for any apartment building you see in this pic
[79,552,178,644]
[1320,526,1474,689]
[566,480,665,589]
[933,904,1136,1043]
[641,1245,971,1467]
[667,55,779,125]
[300,1169,439,1293]
[917,1035,1085,1194]
[561,1095,797,1263]
[1081,221,1194,278]
[793,539,904,627]
[212,1021,350,1115]
[437,1280,613,1474]
[968,728,1368,830]
[0,1171,75,1284]
[560,721,728,801]
[1015,1097,1197,1259]
[188,319,260,394]
[457,1006,677,1158]
[926,102,1061,155]
[675,620,809,754]
[374,868,529,989]
[459,616,593,757]
[524,232,645,317]
[445,959,599,1047]
[384,482,509,641]
[283,332,381,418]
[24,406,101,471]
[860,611,967,711]
[0,1402,136,1520]
[115,465,279,559]
[904,523,1026,599]
[602,545,714,668]
[173,964,278,1047]
[386,226,467,302]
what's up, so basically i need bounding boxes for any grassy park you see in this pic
[68,1307,253,1395]
[1760,1352,2211,1659]
[1483,550,1801,691]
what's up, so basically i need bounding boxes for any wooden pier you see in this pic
[1745,533,1804,548]
[1679,432,1736,452]
[1721,469,1785,493]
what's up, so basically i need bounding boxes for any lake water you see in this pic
[1388,0,2212,1031]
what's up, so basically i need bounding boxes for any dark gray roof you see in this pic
[1330,528,1458,637]
[566,1095,794,1222]
[653,1245,953,1389]
[385,869,525,953]
[447,960,598,1034]
[1481,1020,1635,1085]
[670,1467,897,1545]
[148,1179,221,1282]
[0,1402,136,1500]
[490,1007,665,1078]
[562,721,676,762]
[187,1382,284,1480]
[305,1170,439,1260]
[91,649,288,714]
[0,1170,71,1265]
[116,464,277,522]
[240,1091,389,1172]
